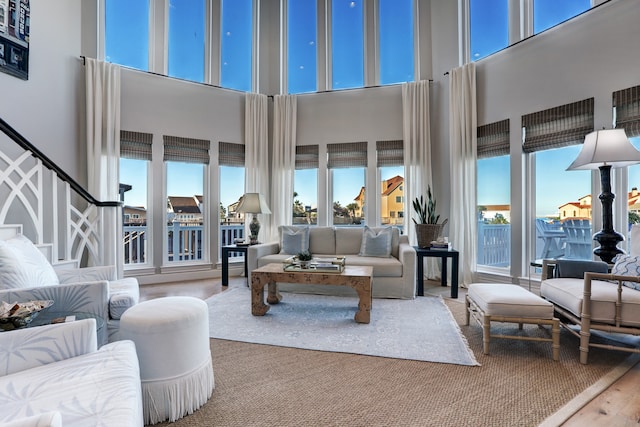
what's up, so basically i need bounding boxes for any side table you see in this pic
[222,244,249,286]
[414,246,459,298]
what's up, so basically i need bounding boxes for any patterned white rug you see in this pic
[207,287,479,366]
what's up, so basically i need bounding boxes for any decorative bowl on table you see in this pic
[0,300,54,331]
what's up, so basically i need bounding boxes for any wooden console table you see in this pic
[250,263,373,323]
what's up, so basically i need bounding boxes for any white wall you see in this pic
[0,0,84,181]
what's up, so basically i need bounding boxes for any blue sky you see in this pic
[112,0,621,219]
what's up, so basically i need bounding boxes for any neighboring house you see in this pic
[380,175,404,225]
[226,198,244,222]
[558,195,592,221]
[123,206,147,226]
[167,196,202,224]
[480,204,510,223]
[353,187,366,218]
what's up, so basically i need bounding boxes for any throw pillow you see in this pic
[279,226,310,255]
[611,254,640,291]
[359,226,392,258]
[0,234,59,290]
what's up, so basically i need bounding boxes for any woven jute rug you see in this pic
[153,295,636,427]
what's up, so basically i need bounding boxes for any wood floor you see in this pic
[139,277,640,426]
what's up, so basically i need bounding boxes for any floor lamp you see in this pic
[237,193,271,244]
[567,129,640,263]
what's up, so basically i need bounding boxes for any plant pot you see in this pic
[415,223,444,248]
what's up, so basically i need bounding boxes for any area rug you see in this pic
[207,287,479,366]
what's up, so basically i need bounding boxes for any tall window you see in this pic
[476,120,510,268]
[120,131,153,266]
[294,145,319,225]
[469,0,508,61]
[288,0,317,94]
[534,0,591,34]
[220,0,253,91]
[614,85,640,250]
[219,142,246,257]
[168,0,206,82]
[105,0,149,70]
[377,141,404,232]
[331,0,363,90]
[163,136,210,263]
[328,142,367,226]
[523,98,594,261]
[379,0,414,85]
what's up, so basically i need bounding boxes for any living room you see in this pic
[1,0,640,425]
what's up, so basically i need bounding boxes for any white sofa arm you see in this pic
[398,240,417,297]
[0,319,97,376]
[247,242,280,281]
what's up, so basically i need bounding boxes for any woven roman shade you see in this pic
[295,145,319,169]
[477,119,509,159]
[121,130,153,160]
[327,142,367,168]
[522,98,594,153]
[163,135,210,164]
[219,142,245,167]
[376,140,404,167]
[613,85,640,138]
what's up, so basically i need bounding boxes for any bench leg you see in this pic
[482,315,491,355]
[464,295,470,325]
[552,319,560,361]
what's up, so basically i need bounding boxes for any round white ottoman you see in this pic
[120,296,214,424]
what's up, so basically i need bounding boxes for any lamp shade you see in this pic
[567,129,640,170]
[236,193,271,214]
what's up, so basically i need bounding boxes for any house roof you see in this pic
[168,196,201,214]
[382,175,403,196]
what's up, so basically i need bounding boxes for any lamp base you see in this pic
[249,215,260,244]
[593,230,624,264]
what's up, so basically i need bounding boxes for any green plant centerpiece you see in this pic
[412,186,448,248]
[296,250,313,268]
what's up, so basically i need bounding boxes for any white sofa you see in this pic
[247,226,416,299]
[0,318,143,426]
[0,225,139,345]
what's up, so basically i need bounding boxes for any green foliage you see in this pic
[412,186,443,224]
[297,250,313,261]
[630,211,640,224]
[489,213,509,224]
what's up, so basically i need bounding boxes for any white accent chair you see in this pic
[0,319,143,426]
[0,225,139,344]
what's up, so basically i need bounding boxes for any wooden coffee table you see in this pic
[250,263,373,323]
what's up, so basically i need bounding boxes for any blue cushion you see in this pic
[359,226,392,258]
[611,254,640,291]
[279,226,310,255]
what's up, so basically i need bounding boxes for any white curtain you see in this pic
[270,95,297,234]
[85,58,121,271]
[402,81,438,279]
[449,63,478,286]
[244,93,272,242]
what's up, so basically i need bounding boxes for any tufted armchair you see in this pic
[0,225,139,345]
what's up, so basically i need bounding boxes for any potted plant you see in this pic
[296,250,313,269]
[412,186,448,248]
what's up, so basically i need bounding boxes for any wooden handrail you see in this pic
[0,117,121,208]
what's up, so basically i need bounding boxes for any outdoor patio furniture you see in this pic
[563,219,592,259]
[536,219,566,259]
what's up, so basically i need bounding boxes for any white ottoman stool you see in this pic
[120,296,214,424]
[465,283,560,361]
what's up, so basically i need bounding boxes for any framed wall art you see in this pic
[0,0,29,80]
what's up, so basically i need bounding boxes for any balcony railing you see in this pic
[477,222,511,267]
[123,223,245,265]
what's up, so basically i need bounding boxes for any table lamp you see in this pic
[236,193,271,244]
[567,129,640,263]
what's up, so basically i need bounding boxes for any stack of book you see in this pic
[430,241,452,250]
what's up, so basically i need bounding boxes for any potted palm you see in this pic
[412,186,448,248]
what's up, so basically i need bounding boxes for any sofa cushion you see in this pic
[541,277,640,327]
[359,226,392,257]
[611,254,640,291]
[279,226,310,255]
[344,255,403,277]
[0,235,59,290]
[308,227,336,255]
[335,228,364,255]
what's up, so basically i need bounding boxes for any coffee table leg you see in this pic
[251,275,270,316]
[267,281,282,304]
[352,278,372,324]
